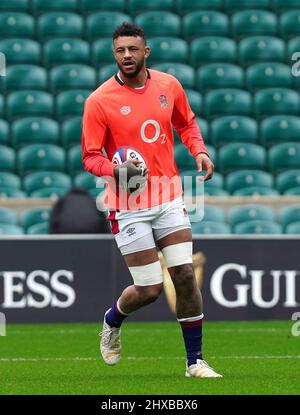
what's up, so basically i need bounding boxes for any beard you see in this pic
[117,58,145,79]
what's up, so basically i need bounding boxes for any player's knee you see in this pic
[172,263,195,291]
[136,283,163,305]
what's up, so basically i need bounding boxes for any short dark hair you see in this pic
[113,22,146,44]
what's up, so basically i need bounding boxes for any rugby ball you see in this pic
[112,146,148,194]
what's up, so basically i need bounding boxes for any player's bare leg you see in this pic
[157,229,222,378]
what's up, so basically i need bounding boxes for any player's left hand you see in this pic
[195,152,214,181]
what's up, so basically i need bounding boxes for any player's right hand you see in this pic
[114,159,148,183]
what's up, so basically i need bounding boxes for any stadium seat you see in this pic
[287,36,300,58]
[0,120,9,145]
[92,39,117,66]
[0,39,40,64]
[4,65,47,92]
[0,172,21,189]
[62,117,82,148]
[183,11,229,39]
[176,0,223,14]
[225,169,274,194]
[73,171,99,190]
[21,207,51,230]
[274,0,300,12]
[67,145,83,175]
[269,143,300,173]
[31,0,78,14]
[181,170,224,192]
[196,64,244,91]
[147,37,188,64]
[280,11,300,38]
[0,95,3,116]
[0,145,16,172]
[261,116,300,147]
[26,222,49,234]
[205,89,252,118]
[185,90,202,115]
[204,188,229,196]
[30,188,69,198]
[18,144,66,175]
[43,38,90,67]
[0,12,34,38]
[49,64,96,92]
[196,117,209,143]
[0,224,24,235]
[23,171,71,194]
[203,205,226,223]
[6,91,54,119]
[284,187,300,195]
[56,90,91,119]
[128,0,174,15]
[98,64,117,84]
[135,12,180,37]
[0,0,29,12]
[0,208,17,225]
[86,12,132,40]
[276,170,300,194]
[280,205,300,230]
[211,116,258,147]
[233,187,279,196]
[219,143,266,173]
[238,36,285,65]
[79,0,126,14]
[0,188,26,198]
[190,37,237,65]
[232,10,277,38]
[254,88,300,118]
[245,63,292,91]
[229,205,276,228]
[37,12,83,39]
[191,221,231,235]
[225,0,272,12]
[286,221,300,234]
[175,144,216,171]
[12,117,59,148]
[233,220,282,234]
[152,63,195,89]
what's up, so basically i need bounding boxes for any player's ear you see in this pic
[144,46,151,59]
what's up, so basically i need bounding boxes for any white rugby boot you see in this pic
[99,309,121,365]
[185,359,223,378]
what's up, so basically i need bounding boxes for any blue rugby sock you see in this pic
[105,300,128,328]
[178,315,203,367]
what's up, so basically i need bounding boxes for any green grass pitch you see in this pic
[0,320,299,395]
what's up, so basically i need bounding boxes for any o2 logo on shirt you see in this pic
[141,119,165,144]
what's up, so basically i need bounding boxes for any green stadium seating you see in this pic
[284,187,300,195]
[232,10,277,38]
[56,89,90,119]
[92,39,116,66]
[175,144,216,171]
[229,205,276,228]
[219,143,266,173]
[0,208,17,225]
[73,171,98,190]
[225,169,273,194]
[0,120,9,145]
[21,207,51,230]
[4,65,47,92]
[246,63,292,91]
[196,117,209,143]
[0,172,21,189]
[191,221,231,234]
[211,116,258,147]
[203,205,226,222]
[0,95,3,116]
[204,188,229,196]
[183,11,229,39]
[238,36,285,65]
[233,187,279,196]
[18,144,66,175]
[176,0,223,14]
[67,145,83,175]
[37,12,83,39]
[0,0,29,12]
[261,116,300,147]
[98,64,117,84]
[0,145,16,172]
[205,89,252,118]
[287,36,300,58]
[134,11,180,37]
[0,39,40,64]
[0,13,34,38]
[43,38,90,66]
[23,171,71,194]
[31,0,78,14]
[62,117,82,148]
[286,221,300,234]
[79,0,126,14]
[12,117,60,148]
[0,188,27,198]
[49,64,96,92]
[190,37,237,65]
[233,220,282,234]
[274,0,300,12]
[0,224,24,235]
[30,188,69,198]
[280,11,300,38]
[128,0,174,15]
[254,88,300,118]
[152,63,195,89]
[147,37,188,64]
[280,205,300,230]
[225,0,272,12]
[185,90,202,115]
[196,63,244,91]
[276,170,300,194]
[181,170,224,192]
[6,91,54,119]
[86,12,132,40]
[26,222,48,234]
[268,143,300,173]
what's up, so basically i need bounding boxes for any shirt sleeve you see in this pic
[171,78,209,158]
[81,94,115,178]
